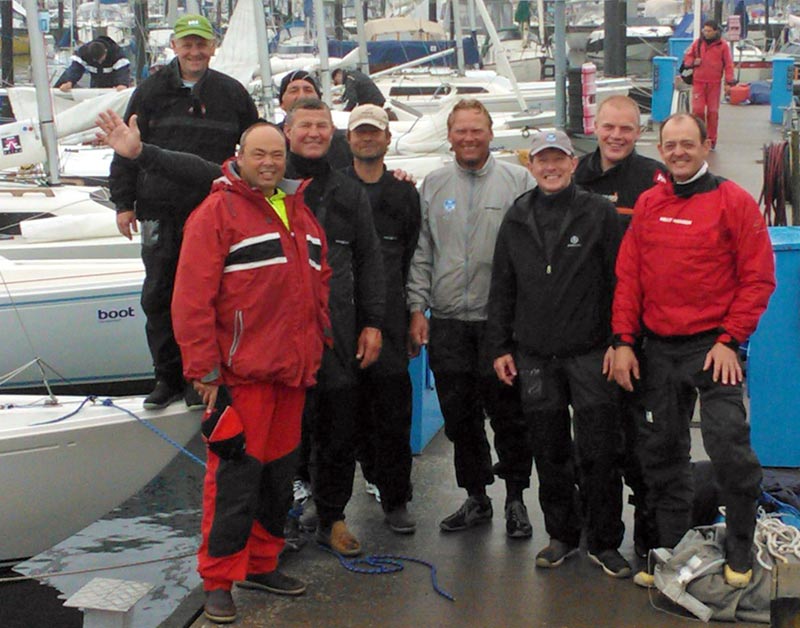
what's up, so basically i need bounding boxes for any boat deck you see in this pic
[181,102,786,628]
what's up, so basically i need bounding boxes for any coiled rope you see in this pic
[760,140,791,226]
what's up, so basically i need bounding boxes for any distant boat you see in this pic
[0,393,199,561]
[585,25,674,61]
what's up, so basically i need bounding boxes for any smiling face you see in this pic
[236,125,286,195]
[528,148,578,194]
[595,100,641,171]
[280,79,320,110]
[171,34,215,82]
[348,124,391,162]
[447,108,493,170]
[658,116,710,183]
[284,107,334,160]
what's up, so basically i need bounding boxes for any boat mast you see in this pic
[313,0,331,102]
[553,0,566,127]
[23,0,61,184]
[536,0,545,48]
[354,0,369,74]
[453,0,465,75]
[253,0,275,120]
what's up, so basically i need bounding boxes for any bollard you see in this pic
[64,578,153,628]
[771,56,794,124]
[652,56,678,123]
[771,562,800,628]
[668,36,693,63]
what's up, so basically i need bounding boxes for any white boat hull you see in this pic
[0,394,200,561]
[0,258,150,389]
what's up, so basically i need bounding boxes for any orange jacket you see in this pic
[683,37,735,85]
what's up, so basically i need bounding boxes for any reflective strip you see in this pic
[306,233,322,271]
[224,257,287,273]
[229,232,280,254]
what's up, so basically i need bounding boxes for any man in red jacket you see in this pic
[683,20,736,149]
[172,122,331,624]
[612,113,775,590]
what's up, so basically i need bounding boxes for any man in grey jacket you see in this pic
[407,99,536,536]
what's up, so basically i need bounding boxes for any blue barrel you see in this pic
[668,36,693,63]
[748,227,800,466]
[771,56,794,124]
[652,56,678,123]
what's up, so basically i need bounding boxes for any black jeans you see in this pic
[639,335,762,569]
[140,218,184,389]
[518,348,624,553]
[428,317,520,495]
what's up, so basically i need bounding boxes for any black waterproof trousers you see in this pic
[639,334,762,571]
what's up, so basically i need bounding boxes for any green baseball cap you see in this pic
[173,14,215,40]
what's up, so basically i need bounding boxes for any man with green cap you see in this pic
[109,14,258,411]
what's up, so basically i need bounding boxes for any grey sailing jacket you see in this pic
[407,154,534,321]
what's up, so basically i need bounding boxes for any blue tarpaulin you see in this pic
[326,38,481,70]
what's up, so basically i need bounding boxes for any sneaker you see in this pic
[184,384,206,411]
[505,500,533,539]
[293,479,312,504]
[316,520,361,556]
[633,570,655,588]
[365,481,382,503]
[439,496,493,532]
[299,498,318,532]
[588,549,632,578]
[724,564,752,588]
[237,570,306,596]
[535,539,578,568]
[384,505,416,534]
[204,589,236,624]
[143,380,182,410]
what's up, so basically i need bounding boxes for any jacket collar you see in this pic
[455,152,495,177]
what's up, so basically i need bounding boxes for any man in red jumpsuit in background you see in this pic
[683,19,736,150]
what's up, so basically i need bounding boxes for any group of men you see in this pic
[99,13,775,624]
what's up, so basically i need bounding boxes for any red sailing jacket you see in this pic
[173,158,332,388]
[683,37,735,85]
[612,172,775,343]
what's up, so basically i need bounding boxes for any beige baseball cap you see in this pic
[348,104,389,131]
[530,129,574,156]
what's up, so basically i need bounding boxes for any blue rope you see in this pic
[100,398,206,467]
[32,395,205,467]
[317,544,455,602]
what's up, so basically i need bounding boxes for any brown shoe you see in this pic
[316,520,361,556]
[204,589,236,624]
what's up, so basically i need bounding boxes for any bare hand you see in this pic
[193,381,219,409]
[703,343,743,385]
[58,81,73,92]
[356,326,382,368]
[392,168,417,185]
[407,311,429,357]
[602,345,615,381]
[494,353,517,386]
[116,210,138,240]
[95,110,143,159]
[612,345,640,392]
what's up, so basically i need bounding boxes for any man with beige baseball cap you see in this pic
[343,103,421,535]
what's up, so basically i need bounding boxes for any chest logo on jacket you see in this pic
[443,199,456,213]
[567,235,582,248]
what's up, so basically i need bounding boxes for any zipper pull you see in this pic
[546,264,552,275]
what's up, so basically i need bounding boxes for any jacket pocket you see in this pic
[228,310,244,367]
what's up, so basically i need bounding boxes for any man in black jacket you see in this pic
[343,104,420,534]
[332,68,385,111]
[109,14,258,410]
[284,98,385,556]
[487,130,630,579]
[574,95,668,559]
[55,35,131,91]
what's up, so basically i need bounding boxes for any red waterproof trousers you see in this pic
[691,80,723,145]
[198,382,305,591]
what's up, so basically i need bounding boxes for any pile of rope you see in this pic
[760,140,791,226]
[754,493,800,571]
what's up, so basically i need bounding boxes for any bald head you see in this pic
[236,123,287,195]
